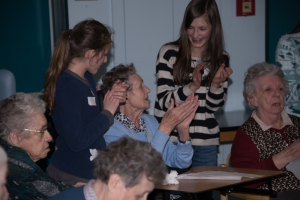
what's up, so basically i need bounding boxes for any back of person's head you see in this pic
[174,0,224,86]
[94,137,167,187]
[101,63,136,93]
[44,19,112,113]
[0,93,46,139]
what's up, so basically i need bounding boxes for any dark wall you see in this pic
[0,1,51,93]
[1,0,299,92]
[267,0,300,64]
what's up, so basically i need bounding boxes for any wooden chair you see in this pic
[219,153,270,200]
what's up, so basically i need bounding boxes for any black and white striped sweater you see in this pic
[154,44,229,146]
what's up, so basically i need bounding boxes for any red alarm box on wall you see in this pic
[237,0,255,16]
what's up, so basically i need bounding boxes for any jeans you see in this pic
[192,145,218,167]
[192,145,218,199]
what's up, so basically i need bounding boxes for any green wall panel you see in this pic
[0,0,51,93]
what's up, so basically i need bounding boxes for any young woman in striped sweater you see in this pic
[155,0,233,170]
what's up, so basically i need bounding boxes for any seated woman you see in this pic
[231,63,300,199]
[103,64,199,169]
[0,93,70,199]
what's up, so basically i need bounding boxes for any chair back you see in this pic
[226,152,231,167]
[220,152,231,168]
[0,69,16,101]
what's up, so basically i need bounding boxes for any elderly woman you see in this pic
[49,137,167,200]
[0,93,70,199]
[231,63,300,199]
[103,64,199,169]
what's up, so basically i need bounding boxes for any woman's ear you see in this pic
[8,131,21,147]
[85,49,96,60]
[125,91,132,104]
[107,174,124,192]
[247,96,258,108]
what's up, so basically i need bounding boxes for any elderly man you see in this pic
[49,137,167,200]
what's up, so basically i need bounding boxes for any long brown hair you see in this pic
[170,0,225,86]
[43,19,112,113]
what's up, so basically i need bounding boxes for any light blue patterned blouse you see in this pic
[276,32,300,116]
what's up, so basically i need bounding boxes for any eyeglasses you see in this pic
[22,129,46,134]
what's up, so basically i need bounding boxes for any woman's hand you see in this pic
[176,94,199,142]
[103,89,120,116]
[272,140,300,170]
[103,80,129,115]
[111,80,129,103]
[158,94,198,135]
[212,63,233,89]
[73,182,86,187]
[189,63,205,92]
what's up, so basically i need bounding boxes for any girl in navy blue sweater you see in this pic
[43,19,127,186]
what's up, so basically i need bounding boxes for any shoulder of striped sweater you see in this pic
[159,43,179,54]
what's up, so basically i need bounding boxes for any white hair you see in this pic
[0,93,46,139]
[243,62,290,110]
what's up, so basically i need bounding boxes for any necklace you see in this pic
[126,126,152,142]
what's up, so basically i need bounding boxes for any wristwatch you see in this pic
[178,138,191,144]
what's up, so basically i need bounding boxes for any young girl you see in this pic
[155,0,233,168]
[43,19,127,186]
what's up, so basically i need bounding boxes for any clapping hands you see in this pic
[176,94,199,142]
[211,63,233,89]
[158,93,199,136]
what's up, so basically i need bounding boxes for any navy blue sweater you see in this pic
[48,186,84,200]
[51,70,113,179]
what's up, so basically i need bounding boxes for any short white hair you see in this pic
[0,93,46,139]
[243,62,290,110]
